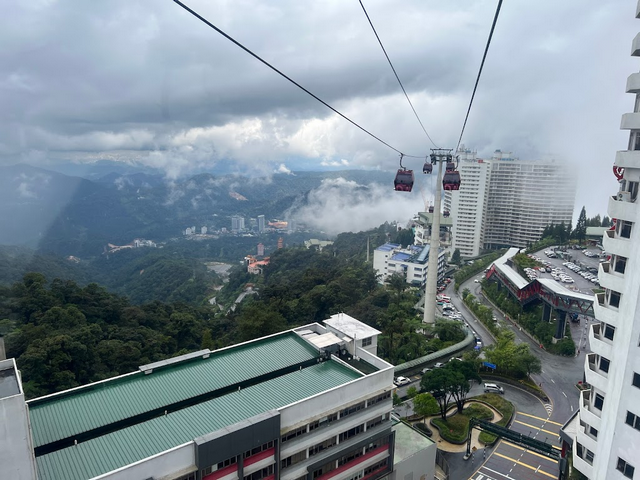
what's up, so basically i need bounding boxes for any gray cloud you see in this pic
[0,1,637,218]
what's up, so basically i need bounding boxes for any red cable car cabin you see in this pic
[442,162,461,191]
[423,162,433,174]
[394,169,414,192]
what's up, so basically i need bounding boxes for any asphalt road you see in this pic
[450,248,595,480]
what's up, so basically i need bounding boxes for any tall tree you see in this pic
[413,393,439,423]
[420,368,452,420]
[573,206,587,242]
[451,248,462,266]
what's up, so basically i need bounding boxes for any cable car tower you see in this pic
[423,148,459,324]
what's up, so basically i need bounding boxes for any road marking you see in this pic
[501,440,559,462]
[480,466,516,480]
[493,452,556,479]
[571,405,574,412]
[550,378,555,384]
[513,420,558,436]
[562,391,568,398]
[518,412,562,426]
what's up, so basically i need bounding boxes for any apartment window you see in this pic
[589,426,598,438]
[281,450,307,469]
[244,465,274,480]
[604,324,615,341]
[586,449,595,464]
[633,372,640,388]
[619,220,633,239]
[626,411,640,431]
[607,290,621,308]
[361,337,372,347]
[594,393,604,410]
[309,413,338,432]
[339,424,364,442]
[309,436,336,457]
[367,391,391,407]
[340,402,365,419]
[617,458,635,479]
[599,357,610,374]
[282,425,307,443]
[614,255,628,274]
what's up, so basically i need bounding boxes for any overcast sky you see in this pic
[1,0,639,217]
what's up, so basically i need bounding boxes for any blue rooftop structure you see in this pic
[376,243,401,252]
[391,252,412,262]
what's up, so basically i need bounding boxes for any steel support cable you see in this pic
[358,0,439,149]
[455,0,503,153]
[173,0,425,159]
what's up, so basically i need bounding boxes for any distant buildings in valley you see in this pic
[182,215,298,238]
[257,243,265,256]
[105,238,157,254]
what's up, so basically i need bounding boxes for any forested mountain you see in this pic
[0,164,392,257]
[2,231,457,399]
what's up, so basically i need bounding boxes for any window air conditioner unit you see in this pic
[617,191,631,202]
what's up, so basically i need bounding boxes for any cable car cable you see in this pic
[358,0,439,149]
[455,0,503,152]
[173,0,425,159]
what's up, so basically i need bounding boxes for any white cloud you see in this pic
[287,177,424,235]
[276,163,293,175]
[17,182,37,198]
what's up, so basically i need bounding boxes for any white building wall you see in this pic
[574,10,640,477]
[0,359,37,480]
[483,156,575,249]
[446,152,490,258]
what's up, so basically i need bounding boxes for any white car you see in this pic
[394,376,411,387]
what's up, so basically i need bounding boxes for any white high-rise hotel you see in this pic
[571,4,640,478]
[444,148,575,257]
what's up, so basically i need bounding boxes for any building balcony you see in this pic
[598,261,625,293]
[615,149,640,168]
[633,31,640,56]
[608,193,637,222]
[579,390,602,429]
[588,324,612,359]
[627,72,640,93]
[592,293,619,328]
[602,228,632,259]
[576,424,598,455]
[621,112,640,129]
[572,448,594,479]
[584,354,609,393]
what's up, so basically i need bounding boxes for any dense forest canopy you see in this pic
[2,224,450,399]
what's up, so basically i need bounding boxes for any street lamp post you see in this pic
[423,149,454,324]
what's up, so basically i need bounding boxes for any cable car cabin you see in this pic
[394,169,414,192]
[423,162,433,174]
[442,162,461,191]
[443,211,450,217]
[428,206,434,213]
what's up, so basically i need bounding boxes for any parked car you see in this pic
[394,376,411,387]
[483,383,504,394]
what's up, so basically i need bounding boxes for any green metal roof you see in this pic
[36,360,362,480]
[29,332,319,449]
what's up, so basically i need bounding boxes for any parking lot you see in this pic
[527,247,605,298]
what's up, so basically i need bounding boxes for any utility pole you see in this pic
[423,149,454,324]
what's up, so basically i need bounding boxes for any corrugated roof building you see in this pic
[3,319,435,480]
